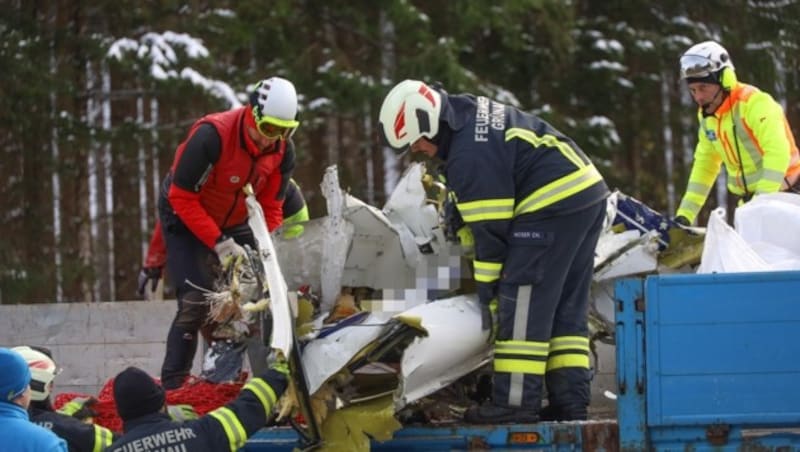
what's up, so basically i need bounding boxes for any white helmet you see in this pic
[12,346,60,402]
[379,80,442,151]
[679,40,735,84]
[248,77,300,129]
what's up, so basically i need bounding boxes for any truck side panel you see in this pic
[643,271,800,450]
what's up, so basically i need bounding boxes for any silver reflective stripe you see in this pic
[731,104,766,189]
[497,342,549,354]
[508,284,532,406]
[686,181,709,194]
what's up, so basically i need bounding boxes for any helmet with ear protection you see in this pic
[12,346,60,402]
[680,40,737,90]
[718,66,737,91]
[379,80,442,151]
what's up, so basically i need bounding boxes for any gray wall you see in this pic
[0,301,616,415]
[0,300,202,396]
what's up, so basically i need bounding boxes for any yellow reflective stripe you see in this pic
[495,340,550,356]
[244,377,278,419]
[457,198,514,222]
[546,353,590,371]
[495,340,549,374]
[473,260,502,283]
[494,358,546,375]
[514,165,603,216]
[547,336,590,371]
[93,425,114,452]
[506,128,587,169]
[549,336,589,352]
[209,407,247,451]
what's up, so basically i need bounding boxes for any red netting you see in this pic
[54,373,247,433]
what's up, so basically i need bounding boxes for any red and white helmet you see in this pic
[12,346,60,401]
[379,80,442,151]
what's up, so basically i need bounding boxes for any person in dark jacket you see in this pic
[379,80,610,423]
[107,364,287,452]
[151,76,301,389]
[13,346,116,452]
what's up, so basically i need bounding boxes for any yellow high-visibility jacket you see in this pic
[677,82,800,223]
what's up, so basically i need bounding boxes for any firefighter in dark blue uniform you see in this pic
[379,80,609,423]
[107,365,287,452]
[13,346,116,452]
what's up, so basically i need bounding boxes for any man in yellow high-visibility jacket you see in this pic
[675,40,800,226]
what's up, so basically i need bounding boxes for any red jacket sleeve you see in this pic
[144,220,167,268]
[168,184,222,248]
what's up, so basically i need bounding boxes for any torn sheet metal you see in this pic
[299,292,491,417]
[383,163,443,251]
[593,229,660,282]
[245,187,294,357]
[394,294,492,409]
[276,163,459,315]
[302,311,394,395]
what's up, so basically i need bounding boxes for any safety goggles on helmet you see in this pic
[679,54,719,80]
[254,113,297,140]
[249,77,300,140]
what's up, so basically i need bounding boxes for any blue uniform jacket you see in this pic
[0,401,68,452]
[31,405,116,452]
[107,372,284,452]
[438,93,609,301]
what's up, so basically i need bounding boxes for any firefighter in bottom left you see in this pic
[14,345,116,452]
[106,362,287,452]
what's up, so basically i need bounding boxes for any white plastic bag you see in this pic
[697,208,771,273]
[734,193,800,269]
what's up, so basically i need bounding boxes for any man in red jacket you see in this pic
[156,77,300,389]
[137,178,309,297]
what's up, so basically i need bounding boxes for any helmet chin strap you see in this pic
[701,86,725,114]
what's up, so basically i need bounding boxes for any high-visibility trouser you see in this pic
[492,200,606,412]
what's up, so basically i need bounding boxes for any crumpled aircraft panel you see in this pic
[395,294,492,409]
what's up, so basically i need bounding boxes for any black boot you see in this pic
[539,404,587,421]
[161,325,198,389]
[544,368,590,421]
[464,402,539,424]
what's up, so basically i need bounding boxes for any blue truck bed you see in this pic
[244,271,800,451]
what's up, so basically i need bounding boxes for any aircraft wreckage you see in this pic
[200,162,703,450]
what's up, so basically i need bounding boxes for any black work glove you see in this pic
[137,266,162,296]
[57,396,99,422]
[672,215,691,227]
